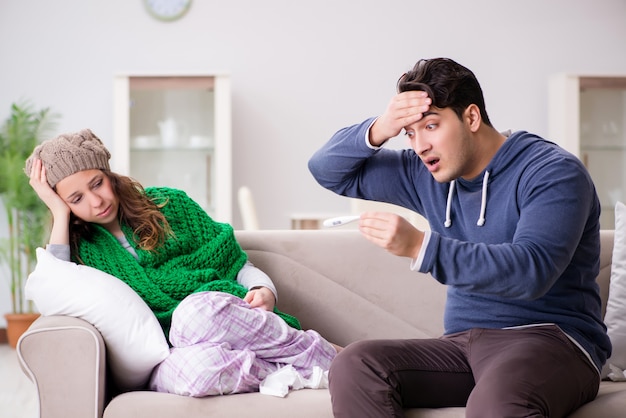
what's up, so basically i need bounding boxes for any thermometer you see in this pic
[322,215,361,228]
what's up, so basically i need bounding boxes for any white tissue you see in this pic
[607,364,626,382]
[259,365,329,397]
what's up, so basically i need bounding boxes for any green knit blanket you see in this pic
[74,187,301,336]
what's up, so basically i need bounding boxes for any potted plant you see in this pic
[0,101,57,348]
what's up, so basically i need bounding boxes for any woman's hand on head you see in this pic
[29,158,71,219]
[244,286,276,311]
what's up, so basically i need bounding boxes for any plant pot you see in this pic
[4,312,40,349]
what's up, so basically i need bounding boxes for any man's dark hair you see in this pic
[397,58,493,127]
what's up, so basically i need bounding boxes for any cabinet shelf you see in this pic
[130,146,215,152]
[580,145,626,151]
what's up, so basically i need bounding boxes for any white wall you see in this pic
[1,0,626,322]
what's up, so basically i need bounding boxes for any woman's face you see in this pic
[55,170,119,231]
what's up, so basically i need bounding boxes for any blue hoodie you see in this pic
[308,117,611,372]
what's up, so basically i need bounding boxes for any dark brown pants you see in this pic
[329,325,600,418]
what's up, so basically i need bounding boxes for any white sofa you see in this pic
[17,229,625,417]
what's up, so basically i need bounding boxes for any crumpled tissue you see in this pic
[607,364,626,382]
[259,365,328,397]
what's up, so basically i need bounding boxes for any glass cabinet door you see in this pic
[579,79,626,229]
[113,74,232,223]
[549,75,626,229]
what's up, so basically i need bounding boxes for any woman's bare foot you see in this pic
[331,343,344,353]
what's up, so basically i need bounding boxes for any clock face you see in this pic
[144,0,192,22]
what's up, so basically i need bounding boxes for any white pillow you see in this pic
[603,201,626,378]
[25,248,170,391]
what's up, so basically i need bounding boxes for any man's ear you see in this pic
[464,104,481,132]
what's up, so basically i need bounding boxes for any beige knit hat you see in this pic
[25,129,111,188]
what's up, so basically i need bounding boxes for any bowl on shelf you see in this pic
[131,135,159,149]
[189,135,212,148]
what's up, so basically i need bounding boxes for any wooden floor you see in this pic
[0,343,38,418]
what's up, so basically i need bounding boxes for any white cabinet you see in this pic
[549,75,626,229]
[113,74,232,223]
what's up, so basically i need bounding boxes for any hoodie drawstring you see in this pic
[444,180,456,228]
[443,170,490,228]
[477,170,489,226]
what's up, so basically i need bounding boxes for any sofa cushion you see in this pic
[25,248,170,391]
[603,201,626,378]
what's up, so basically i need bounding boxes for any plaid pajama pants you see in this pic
[149,291,336,396]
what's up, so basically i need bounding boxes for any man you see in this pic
[308,58,610,417]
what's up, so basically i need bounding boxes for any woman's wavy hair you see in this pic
[68,171,171,258]
[397,58,493,127]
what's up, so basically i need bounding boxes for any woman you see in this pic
[26,129,338,396]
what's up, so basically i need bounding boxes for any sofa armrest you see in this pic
[17,315,107,418]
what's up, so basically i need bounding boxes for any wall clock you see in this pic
[144,0,192,22]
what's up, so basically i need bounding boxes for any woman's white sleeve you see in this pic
[45,243,71,262]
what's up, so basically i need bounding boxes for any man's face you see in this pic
[403,106,480,182]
